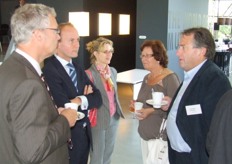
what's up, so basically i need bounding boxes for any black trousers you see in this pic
[69,122,91,164]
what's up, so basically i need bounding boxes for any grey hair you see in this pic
[10,3,56,44]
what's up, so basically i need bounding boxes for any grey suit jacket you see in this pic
[0,52,71,164]
[87,65,124,129]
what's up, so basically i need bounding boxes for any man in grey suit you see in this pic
[0,4,77,164]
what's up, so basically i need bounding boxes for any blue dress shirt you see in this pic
[166,60,206,152]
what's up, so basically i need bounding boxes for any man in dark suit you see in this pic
[42,22,102,164]
[163,27,231,164]
[0,4,77,164]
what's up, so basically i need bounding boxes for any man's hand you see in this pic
[84,85,93,95]
[57,107,65,114]
[60,109,77,127]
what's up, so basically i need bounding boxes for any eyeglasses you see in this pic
[100,50,114,54]
[140,54,153,59]
[45,28,60,34]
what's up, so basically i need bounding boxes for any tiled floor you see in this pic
[111,83,142,164]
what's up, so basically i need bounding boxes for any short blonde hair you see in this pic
[86,37,113,64]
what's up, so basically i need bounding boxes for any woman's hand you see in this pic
[128,100,135,112]
[135,108,154,120]
[161,96,172,111]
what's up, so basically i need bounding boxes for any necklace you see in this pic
[147,68,165,85]
[149,68,164,78]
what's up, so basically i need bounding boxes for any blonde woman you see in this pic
[86,37,124,164]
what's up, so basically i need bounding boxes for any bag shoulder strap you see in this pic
[85,69,94,83]
[159,118,167,133]
[157,118,167,139]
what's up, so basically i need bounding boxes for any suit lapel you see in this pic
[109,67,118,97]
[175,60,210,115]
[12,52,44,88]
[13,52,39,77]
[52,56,78,94]
[180,60,210,104]
[91,65,108,98]
[13,53,58,113]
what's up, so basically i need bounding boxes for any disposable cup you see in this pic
[64,103,78,111]
[134,102,143,111]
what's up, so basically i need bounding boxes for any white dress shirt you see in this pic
[16,48,42,76]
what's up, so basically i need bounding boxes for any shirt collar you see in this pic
[184,59,207,81]
[15,48,42,76]
[54,54,73,66]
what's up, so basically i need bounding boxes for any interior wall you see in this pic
[37,0,83,23]
[82,0,136,72]
[167,0,209,80]
[0,0,18,25]
[1,0,136,73]
[0,0,38,25]
[136,0,209,80]
[37,0,136,72]
[1,0,209,76]
[136,0,169,69]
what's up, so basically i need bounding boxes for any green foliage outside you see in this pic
[219,25,232,40]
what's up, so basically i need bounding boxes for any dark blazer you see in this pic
[168,60,231,164]
[0,52,71,164]
[42,55,102,164]
[206,89,232,164]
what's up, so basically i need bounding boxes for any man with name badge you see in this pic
[162,27,231,164]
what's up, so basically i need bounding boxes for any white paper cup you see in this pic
[64,103,78,111]
[152,92,164,108]
[134,102,143,111]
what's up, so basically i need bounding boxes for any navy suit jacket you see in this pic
[42,56,102,112]
[42,55,102,163]
[168,60,231,164]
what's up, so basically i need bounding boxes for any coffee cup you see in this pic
[152,92,164,108]
[64,102,78,111]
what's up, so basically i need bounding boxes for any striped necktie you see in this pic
[67,63,78,91]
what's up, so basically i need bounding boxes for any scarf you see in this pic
[96,64,114,91]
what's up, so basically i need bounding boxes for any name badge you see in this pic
[185,104,202,115]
